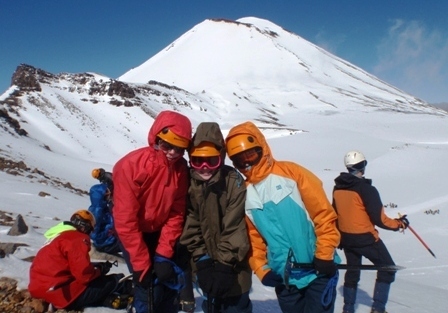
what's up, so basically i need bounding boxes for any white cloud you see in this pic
[374,19,448,103]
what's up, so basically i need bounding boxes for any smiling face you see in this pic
[194,166,218,180]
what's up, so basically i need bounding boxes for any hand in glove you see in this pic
[210,262,236,297]
[195,257,214,294]
[313,257,337,277]
[133,270,152,288]
[261,270,283,287]
[395,214,410,229]
[94,261,112,275]
[153,255,176,283]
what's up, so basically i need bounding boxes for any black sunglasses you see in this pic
[158,139,184,154]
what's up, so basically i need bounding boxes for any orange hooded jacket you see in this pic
[226,121,340,288]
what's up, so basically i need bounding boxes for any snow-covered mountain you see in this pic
[0,17,446,192]
[1,17,448,313]
[119,17,438,115]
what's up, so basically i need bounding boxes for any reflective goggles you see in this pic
[230,147,262,169]
[158,139,184,154]
[190,155,221,170]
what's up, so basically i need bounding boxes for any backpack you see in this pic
[88,183,120,254]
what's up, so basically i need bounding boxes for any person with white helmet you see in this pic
[333,151,410,313]
[28,209,132,310]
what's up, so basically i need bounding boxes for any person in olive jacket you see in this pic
[180,122,252,313]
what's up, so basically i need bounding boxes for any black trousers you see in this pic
[66,274,122,310]
[343,239,396,288]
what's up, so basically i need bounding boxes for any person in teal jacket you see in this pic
[225,121,341,313]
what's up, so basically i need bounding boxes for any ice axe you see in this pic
[399,213,436,258]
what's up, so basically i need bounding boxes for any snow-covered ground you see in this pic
[1,109,447,313]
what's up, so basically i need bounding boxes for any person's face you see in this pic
[158,139,185,162]
[190,155,221,180]
[231,147,262,170]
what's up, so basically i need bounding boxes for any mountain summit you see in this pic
[119,17,436,115]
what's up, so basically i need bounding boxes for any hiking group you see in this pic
[28,110,410,313]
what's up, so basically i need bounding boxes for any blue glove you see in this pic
[261,270,283,287]
[153,254,176,283]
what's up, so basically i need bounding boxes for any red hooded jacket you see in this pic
[28,224,100,309]
[113,111,191,278]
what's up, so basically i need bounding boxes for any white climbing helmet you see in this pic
[344,150,366,167]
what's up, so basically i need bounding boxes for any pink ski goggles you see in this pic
[190,156,221,170]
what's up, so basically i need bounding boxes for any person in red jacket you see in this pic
[112,110,192,313]
[29,210,131,311]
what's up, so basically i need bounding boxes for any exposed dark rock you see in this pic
[38,191,51,197]
[7,214,28,236]
[0,242,28,255]
[0,108,28,136]
[10,64,53,91]
[108,80,135,98]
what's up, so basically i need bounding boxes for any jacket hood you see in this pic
[190,122,226,159]
[225,121,274,183]
[44,222,76,240]
[147,110,192,146]
[334,172,372,189]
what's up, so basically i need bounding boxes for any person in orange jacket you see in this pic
[29,210,131,310]
[112,110,192,313]
[333,150,409,313]
[225,121,340,313]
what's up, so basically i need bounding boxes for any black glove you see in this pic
[313,257,337,277]
[133,270,152,288]
[210,262,236,297]
[153,256,176,283]
[195,258,214,294]
[95,261,112,275]
[261,270,283,287]
[395,214,410,229]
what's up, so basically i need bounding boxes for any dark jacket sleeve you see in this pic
[362,184,401,231]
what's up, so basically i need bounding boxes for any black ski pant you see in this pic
[65,273,123,310]
[343,239,396,288]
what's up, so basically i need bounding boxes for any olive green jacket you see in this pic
[180,122,252,296]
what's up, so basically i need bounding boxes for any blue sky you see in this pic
[1,0,447,103]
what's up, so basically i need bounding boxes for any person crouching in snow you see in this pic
[29,209,132,311]
[180,122,253,313]
[225,121,340,313]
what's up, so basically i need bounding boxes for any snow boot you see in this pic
[371,281,391,313]
[342,286,357,313]
[178,267,195,312]
[179,299,196,313]
[103,293,133,310]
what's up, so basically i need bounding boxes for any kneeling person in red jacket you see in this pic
[29,209,131,311]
